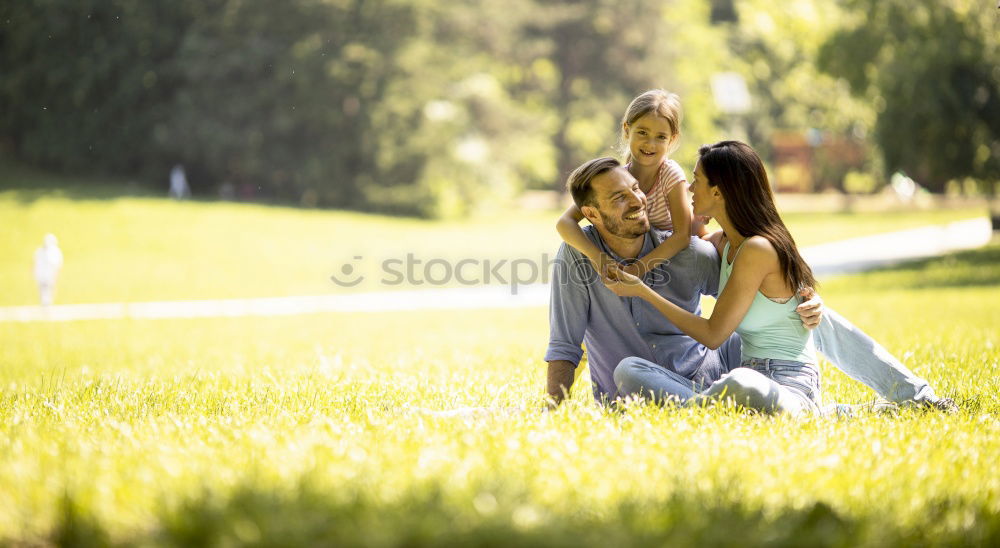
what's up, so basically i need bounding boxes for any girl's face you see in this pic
[624,113,676,167]
[689,161,720,218]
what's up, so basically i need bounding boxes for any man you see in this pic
[545,157,953,410]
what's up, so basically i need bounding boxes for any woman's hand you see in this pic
[602,264,650,298]
[796,287,824,330]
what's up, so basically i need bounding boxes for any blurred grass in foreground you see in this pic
[0,243,997,546]
[0,187,986,305]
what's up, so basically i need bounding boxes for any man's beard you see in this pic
[599,208,648,239]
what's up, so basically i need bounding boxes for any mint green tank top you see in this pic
[719,240,816,363]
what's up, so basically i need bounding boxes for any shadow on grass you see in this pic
[0,156,162,204]
[0,185,165,205]
[0,153,223,208]
[0,156,406,218]
[41,483,1000,547]
[828,241,1000,291]
[51,494,110,548]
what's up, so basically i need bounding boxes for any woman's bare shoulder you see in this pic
[745,235,775,251]
[737,236,781,268]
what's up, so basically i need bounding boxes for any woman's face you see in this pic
[689,161,719,218]
[624,114,675,167]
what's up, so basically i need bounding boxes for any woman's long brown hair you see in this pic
[698,140,817,292]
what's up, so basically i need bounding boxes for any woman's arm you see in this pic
[556,204,614,275]
[605,238,773,349]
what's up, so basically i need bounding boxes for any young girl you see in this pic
[556,90,694,278]
[606,141,822,415]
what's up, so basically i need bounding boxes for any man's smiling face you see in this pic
[584,167,649,239]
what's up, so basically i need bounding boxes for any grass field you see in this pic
[1,184,998,545]
[0,171,987,305]
[1,243,998,546]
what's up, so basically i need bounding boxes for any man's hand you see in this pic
[546,360,576,408]
[796,287,824,330]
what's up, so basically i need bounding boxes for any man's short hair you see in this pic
[566,157,621,209]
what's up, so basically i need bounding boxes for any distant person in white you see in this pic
[169,164,190,199]
[34,234,63,306]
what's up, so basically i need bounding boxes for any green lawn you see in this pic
[1,240,998,545]
[0,185,986,305]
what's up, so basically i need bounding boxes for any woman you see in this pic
[605,140,822,415]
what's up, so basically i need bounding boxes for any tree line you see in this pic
[1,0,996,217]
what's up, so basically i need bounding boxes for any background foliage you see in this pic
[818,0,1000,193]
[2,0,997,216]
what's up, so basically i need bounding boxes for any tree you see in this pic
[156,0,417,206]
[524,0,686,190]
[0,0,555,217]
[0,0,206,175]
[818,0,1000,192]
[361,0,557,217]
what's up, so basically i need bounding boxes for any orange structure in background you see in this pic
[771,130,866,193]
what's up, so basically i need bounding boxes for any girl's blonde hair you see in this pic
[618,89,683,163]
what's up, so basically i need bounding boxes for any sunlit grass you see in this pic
[1,242,998,545]
[1,188,986,305]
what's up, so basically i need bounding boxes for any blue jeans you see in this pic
[706,359,821,414]
[614,306,938,406]
[811,307,937,404]
[614,357,821,415]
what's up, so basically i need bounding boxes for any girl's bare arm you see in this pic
[556,205,614,275]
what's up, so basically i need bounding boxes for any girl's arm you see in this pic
[605,238,772,349]
[627,181,693,278]
[556,205,614,275]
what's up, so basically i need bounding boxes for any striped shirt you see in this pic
[630,159,686,231]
